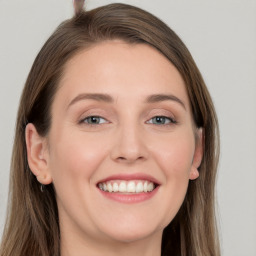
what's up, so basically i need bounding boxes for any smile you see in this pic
[98,180,156,193]
[96,174,160,203]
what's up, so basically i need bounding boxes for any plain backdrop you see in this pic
[0,0,255,255]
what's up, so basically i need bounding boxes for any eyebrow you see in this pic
[145,94,186,110]
[67,93,186,110]
[68,93,113,108]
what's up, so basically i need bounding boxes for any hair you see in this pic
[0,3,220,256]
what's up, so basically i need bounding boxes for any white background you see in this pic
[0,1,255,255]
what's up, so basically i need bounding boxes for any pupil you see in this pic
[90,117,99,123]
[155,117,164,124]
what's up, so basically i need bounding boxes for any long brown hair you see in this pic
[0,3,220,256]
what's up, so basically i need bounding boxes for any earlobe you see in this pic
[189,128,204,180]
[189,166,199,180]
[25,123,52,185]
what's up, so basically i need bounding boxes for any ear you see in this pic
[25,123,52,185]
[189,128,204,180]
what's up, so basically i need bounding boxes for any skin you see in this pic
[26,40,203,256]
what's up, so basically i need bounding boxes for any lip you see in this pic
[96,173,161,204]
[96,173,161,185]
[98,186,160,204]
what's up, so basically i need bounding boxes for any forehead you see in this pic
[55,40,189,107]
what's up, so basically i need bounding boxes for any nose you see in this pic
[110,123,149,164]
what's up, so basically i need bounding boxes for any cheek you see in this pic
[48,130,109,183]
[152,133,195,178]
[149,134,194,224]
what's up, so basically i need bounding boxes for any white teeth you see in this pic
[136,182,144,193]
[107,183,113,193]
[98,180,156,193]
[143,181,148,192]
[127,181,136,192]
[113,182,119,192]
[119,181,127,192]
[147,182,154,192]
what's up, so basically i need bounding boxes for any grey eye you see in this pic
[148,116,175,125]
[83,116,107,124]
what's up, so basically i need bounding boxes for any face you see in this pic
[38,41,202,245]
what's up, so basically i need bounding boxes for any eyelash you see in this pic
[80,115,177,126]
[80,116,108,125]
[146,116,177,125]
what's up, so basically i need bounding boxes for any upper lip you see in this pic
[96,173,161,185]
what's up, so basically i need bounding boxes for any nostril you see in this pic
[110,135,149,163]
[115,155,146,164]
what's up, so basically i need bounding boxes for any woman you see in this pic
[0,2,220,256]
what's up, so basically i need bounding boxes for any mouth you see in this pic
[97,180,158,193]
[96,174,160,203]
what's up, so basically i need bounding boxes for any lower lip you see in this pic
[98,186,159,204]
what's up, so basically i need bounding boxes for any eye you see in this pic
[81,116,108,125]
[147,116,176,125]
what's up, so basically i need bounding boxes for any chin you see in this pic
[97,217,164,244]
[105,229,159,243]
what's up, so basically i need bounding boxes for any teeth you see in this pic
[119,181,126,192]
[147,182,154,192]
[136,182,144,193]
[107,183,113,193]
[127,181,136,192]
[98,180,156,193]
[113,182,119,192]
[99,183,103,190]
[143,181,148,192]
